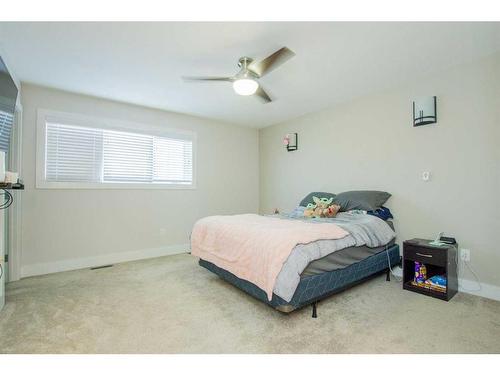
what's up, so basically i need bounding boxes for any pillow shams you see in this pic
[333,190,391,211]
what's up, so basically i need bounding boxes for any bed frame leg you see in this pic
[312,302,318,318]
[386,268,391,282]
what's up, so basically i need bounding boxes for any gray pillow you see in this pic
[333,190,391,211]
[299,192,337,207]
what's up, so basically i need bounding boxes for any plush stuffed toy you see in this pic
[324,203,341,218]
[304,196,341,218]
[304,202,316,218]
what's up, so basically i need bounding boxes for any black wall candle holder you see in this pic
[285,133,298,152]
[413,96,437,127]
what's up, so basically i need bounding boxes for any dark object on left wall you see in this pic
[0,182,24,190]
[0,182,24,210]
[0,189,13,210]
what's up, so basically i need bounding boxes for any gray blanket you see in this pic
[273,212,395,302]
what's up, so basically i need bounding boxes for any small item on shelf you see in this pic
[424,275,447,293]
[428,284,446,293]
[4,171,18,184]
[414,261,427,284]
[410,274,447,293]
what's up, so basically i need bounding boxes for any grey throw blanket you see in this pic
[273,212,395,302]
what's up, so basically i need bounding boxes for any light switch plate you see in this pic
[460,248,471,262]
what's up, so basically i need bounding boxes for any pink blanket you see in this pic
[191,214,349,300]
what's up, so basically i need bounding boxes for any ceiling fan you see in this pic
[182,47,295,103]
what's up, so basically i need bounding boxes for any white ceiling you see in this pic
[0,22,499,128]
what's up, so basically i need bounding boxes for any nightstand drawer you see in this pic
[404,244,447,266]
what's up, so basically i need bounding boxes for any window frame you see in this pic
[36,109,197,190]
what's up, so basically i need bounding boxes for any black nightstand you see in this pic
[403,238,458,301]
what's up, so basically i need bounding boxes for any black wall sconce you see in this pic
[283,133,298,152]
[413,96,437,126]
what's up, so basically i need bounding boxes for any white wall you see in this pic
[260,53,500,293]
[20,84,259,276]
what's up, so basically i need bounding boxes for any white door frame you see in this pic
[1,46,23,282]
[7,105,23,282]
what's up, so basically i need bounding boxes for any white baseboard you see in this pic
[21,243,190,278]
[459,278,500,302]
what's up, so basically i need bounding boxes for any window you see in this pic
[37,110,195,189]
[0,109,14,154]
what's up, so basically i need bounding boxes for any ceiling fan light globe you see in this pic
[233,79,259,96]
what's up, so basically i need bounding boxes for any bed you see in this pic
[200,244,399,316]
[192,191,399,317]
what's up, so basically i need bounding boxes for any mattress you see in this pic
[302,220,396,276]
[302,238,396,276]
[273,213,395,301]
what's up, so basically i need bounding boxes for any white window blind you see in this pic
[44,121,194,186]
[46,123,103,183]
[0,109,14,153]
[103,129,153,183]
[153,137,193,184]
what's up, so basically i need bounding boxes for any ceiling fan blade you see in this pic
[255,86,272,103]
[182,76,234,82]
[248,47,295,77]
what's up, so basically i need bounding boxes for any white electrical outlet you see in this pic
[422,171,431,181]
[460,248,471,262]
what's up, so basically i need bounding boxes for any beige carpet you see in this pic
[1,254,499,353]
